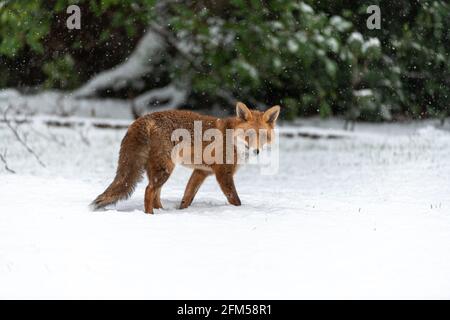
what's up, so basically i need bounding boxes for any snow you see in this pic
[1,118,450,299]
[133,84,187,112]
[287,39,299,53]
[237,61,258,80]
[0,88,186,121]
[299,2,314,14]
[362,37,381,53]
[329,16,352,32]
[348,32,364,44]
[326,37,339,53]
[353,89,374,97]
[0,89,134,119]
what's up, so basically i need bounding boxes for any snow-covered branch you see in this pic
[132,84,187,117]
[72,25,191,115]
[73,30,166,97]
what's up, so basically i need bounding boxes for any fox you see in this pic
[90,102,280,214]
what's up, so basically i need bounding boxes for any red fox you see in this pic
[91,102,280,214]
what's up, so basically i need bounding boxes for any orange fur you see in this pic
[91,102,280,214]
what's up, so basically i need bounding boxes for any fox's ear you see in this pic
[263,105,280,124]
[236,102,252,121]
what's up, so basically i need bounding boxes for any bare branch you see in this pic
[76,125,91,146]
[28,126,67,147]
[2,105,46,168]
[0,149,15,174]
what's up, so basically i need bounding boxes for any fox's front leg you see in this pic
[180,169,211,209]
[214,165,241,206]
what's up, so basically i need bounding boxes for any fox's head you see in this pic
[234,102,280,155]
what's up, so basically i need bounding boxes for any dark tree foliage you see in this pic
[0,0,448,121]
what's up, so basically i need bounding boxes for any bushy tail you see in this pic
[90,124,149,210]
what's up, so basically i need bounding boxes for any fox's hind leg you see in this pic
[144,159,174,214]
[180,169,211,209]
[144,186,155,213]
[153,188,162,209]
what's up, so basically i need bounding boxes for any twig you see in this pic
[2,105,46,168]
[77,125,91,146]
[29,126,67,147]
[0,149,15,174]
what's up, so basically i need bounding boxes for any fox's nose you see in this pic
[254,149,260,155]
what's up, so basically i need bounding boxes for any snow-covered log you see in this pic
[0,86,188,121]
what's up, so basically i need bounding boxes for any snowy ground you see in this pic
[1,117,450,299]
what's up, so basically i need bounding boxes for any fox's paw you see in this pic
[228,197,241,206]
[179,200,191,209]
[89,202,106,212]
